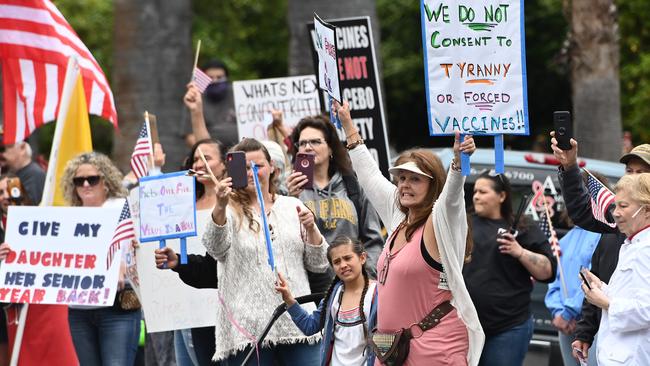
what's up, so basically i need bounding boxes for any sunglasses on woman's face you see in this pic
[72,175,102,187]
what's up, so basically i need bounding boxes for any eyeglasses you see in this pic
[295,138,325,150]
[72,175,102,187]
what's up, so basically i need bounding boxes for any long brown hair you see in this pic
[394,149,472,262]
[229,138,277,232]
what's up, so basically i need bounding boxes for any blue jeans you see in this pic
[69,307,141,366]
[222,341,320,366]
[479,317,533,366]
[175,328,199,366]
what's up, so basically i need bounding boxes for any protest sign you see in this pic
[234,75,321,140]
[308,16,391,176]
[139,171,196,264]
[0,206,121,305]
[135,209,218,333]
[420,0,529,136]
[313,13,341,102]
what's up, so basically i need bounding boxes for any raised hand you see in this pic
[453,132,475,165]
[286,171,308,197]
[550,130,579,169]
[183,82,203,113]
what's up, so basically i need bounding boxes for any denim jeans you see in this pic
[222,341,320,366]
[175,329,199,366]
[69,307,141,366]
[479,317,533,366]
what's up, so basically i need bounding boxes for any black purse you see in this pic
[369,328,411,366]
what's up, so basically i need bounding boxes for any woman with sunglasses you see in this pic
[463,172,556,366]
[336,101,484,365]
[61,152,141,365]
[286,116,383,294]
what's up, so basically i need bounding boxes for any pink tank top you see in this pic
[376,225,468,365]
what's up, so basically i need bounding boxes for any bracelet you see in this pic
[450,159,461,172]
[346,129,360,139]
[346,138,365,150]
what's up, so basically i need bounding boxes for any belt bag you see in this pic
[369,300,454,366]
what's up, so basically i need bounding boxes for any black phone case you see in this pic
[226,152,247,189]
[294,153,315,189]
[553,111,573,150]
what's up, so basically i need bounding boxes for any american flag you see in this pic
[131,122,152,179]
[0,0,118,145]
[192,67,212,93]
[539,210,561,257]
[106,200,135,270]
[586,173,617,228]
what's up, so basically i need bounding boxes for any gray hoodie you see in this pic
[299,172,384,285]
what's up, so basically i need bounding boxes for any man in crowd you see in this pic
[182,59,238,149]
[0,141,45,204]
[551,134,650,363]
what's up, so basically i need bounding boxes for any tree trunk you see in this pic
[570,0,622,161]
[288,0,381,76]
[112,0,192,172]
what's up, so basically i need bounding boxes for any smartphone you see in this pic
[553,111,573,150]
[579,269,592,290]
[294,153,315,189]
[226,151,247,189]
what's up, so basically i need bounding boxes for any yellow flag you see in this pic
[42,57,93,206]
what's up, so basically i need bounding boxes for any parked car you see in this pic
[394,148,624,366]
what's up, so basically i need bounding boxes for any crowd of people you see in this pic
[0,58,647,366]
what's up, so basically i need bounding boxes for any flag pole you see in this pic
[193,39,201,71]
[144,111,155,171]
[11,56,80,366]
[542,196,568,298]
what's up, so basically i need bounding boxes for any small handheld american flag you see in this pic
[192,67,212,94]
[585,171,617,228]
[106,200,136,270]
[539,209,561,257]
[131,122,152,179]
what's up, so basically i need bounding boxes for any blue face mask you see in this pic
[205,81,228,102]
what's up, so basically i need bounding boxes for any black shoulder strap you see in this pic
[341,173,363,223]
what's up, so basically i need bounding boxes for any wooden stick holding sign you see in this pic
[196,147,220,186]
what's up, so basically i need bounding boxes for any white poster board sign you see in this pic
[314,13,341,102]
[0,206,121,305]
[234,75,321,140]
[139,172,197,242]
[421,0,529,135]
[135,206,218,333]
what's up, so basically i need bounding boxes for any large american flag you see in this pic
[131,122,152,179]
[0,0,118,145]
[192,67,212,93]
[106,200,136,270]
[586,172,617,228]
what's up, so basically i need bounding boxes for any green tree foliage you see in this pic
[192,0,288,80]
[619,0,650,144]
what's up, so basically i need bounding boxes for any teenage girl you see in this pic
[275,236,377,366]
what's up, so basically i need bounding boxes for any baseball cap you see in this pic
[620,144,650,166]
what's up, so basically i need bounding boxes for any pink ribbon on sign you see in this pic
[217,292,260,365]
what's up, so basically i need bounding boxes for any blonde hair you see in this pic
[61,152,127,206]
[615,173,650,206]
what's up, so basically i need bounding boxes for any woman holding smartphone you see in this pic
[204,138,329,365]
[464,172,556,366]
[286,116,383,294]
[580,173,650,365]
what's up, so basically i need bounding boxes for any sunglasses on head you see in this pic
[73,175,102,187]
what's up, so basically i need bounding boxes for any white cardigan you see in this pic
[202,195,329,360]
[348,145,485,366]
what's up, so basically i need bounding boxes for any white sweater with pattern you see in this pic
[202,195,329,360]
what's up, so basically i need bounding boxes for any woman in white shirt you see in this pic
[581,173,650,365]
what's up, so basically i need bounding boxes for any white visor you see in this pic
[388,161,433,179]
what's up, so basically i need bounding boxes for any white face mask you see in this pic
[631,205,645,219]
